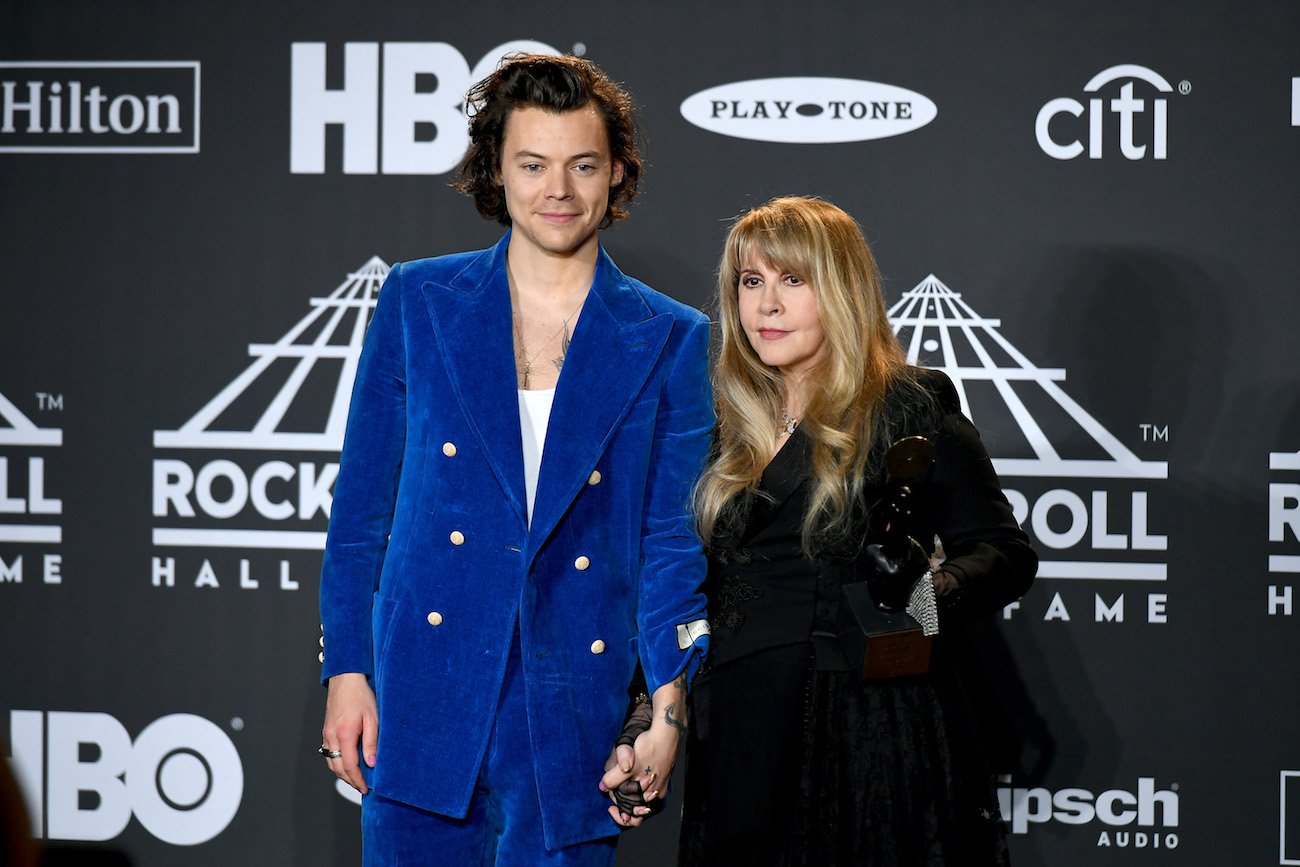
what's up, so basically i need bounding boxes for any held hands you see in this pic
[322,672,378,794]
[600,673,688,828]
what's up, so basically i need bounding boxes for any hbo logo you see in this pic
[6,710,243,845]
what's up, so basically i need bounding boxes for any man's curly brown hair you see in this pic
[452,54,643,229]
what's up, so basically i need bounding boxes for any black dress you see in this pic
[679,369,1036,866]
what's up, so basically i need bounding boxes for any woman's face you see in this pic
[736,254,827,383]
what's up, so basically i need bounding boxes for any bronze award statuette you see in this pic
[838,436,938,679]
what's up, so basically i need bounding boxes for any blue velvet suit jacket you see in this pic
[319,233,713,848]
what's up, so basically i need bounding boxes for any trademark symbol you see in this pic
[1178,80,1191,95]
[572,42,587,57]
[35,392,63,411]
[229,717,244,732]
[1171,782,1179,791]
[1140,423,1169,443]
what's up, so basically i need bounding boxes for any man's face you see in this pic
[498,104,623,260]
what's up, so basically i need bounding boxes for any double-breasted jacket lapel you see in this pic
[418,234,674,564]
[420,235,529,530]
[527,247,672,559]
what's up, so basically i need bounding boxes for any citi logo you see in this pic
[1,390,63,585]
[998,776,1178,848]
[149,258,386,589]
[679,77,936,144]
[0,61,199,154]
[5,710,243,845]
[290,39,558,174]
[1036,64,1182,160]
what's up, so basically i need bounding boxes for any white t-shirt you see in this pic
[517,387,556,526]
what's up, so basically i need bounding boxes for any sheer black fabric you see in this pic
[679,369,1031,865]
[679,648,1009,867]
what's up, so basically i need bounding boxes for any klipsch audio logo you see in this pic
[0,391,63,586]
[0,61,199,153]
[1036,64,1185,160]
[290,40,558,174]
[999,775,1179,849]
[1268,449,1300,618]
[5,710,243,845]
[150,258,388,589]
[893,277,1169,625]
[679,77,936,144]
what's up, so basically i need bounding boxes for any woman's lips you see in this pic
[758,328,789,340]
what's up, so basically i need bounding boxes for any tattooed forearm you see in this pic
[663,702,687,735]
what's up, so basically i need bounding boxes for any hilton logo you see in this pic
[0,390,63,586]
[149,258,388,590]
[0,61,199,154]
[893,276,1169,624]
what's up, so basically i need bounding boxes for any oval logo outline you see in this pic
[679,77,937,144]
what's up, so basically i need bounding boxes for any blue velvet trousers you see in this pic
[361,634,619,866]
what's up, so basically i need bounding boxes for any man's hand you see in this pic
[599,672,687,828]
[322,672,378,794]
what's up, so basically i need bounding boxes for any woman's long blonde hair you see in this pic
[695,196,912,551]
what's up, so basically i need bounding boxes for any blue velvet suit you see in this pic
[319,233,713,851]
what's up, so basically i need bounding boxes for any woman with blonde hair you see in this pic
[679,196,1036,865]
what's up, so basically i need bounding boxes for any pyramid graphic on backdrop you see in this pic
[154,257,390,451]
[0,392,61,447]
[889,275,1167,480]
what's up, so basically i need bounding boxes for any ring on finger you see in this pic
[318,744,343,759]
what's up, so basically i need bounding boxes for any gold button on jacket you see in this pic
[427,611,444,626]
[590,640,606,654]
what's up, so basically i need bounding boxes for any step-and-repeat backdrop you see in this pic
[3,2,1298,864]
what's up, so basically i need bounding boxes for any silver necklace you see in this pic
[779,409,800,437]
[512,302,582,389]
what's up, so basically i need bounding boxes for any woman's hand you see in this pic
[322,672,378,794]
[600,673,687,827]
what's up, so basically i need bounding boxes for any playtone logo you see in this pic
[1036,64,1178,160]
[0,390,63,586]
[680,77,936,144]
[893,276,1169,623]
[150,258,387,589]
[0,61,199,154]
[999,776,1178,848]
[290,40,558,174]
[5,710,243,845]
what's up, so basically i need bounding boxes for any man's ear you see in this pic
[610,159,625,188]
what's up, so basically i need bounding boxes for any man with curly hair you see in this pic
[318,53,711,865]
